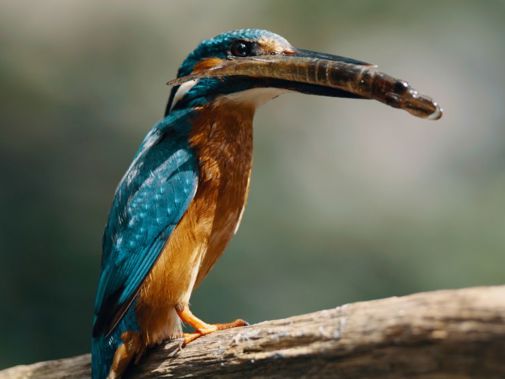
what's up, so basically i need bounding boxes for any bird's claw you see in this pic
[181,319,249,346]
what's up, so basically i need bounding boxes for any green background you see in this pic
[1,0,504,368]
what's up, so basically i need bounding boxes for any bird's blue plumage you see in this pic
[91,108,199,378]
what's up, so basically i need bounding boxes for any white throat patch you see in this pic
[170,81,288,111]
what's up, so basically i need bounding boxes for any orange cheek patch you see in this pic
[192,57,224,73]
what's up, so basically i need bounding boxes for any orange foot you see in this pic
[175,305,248,345]
[109,331,143,378]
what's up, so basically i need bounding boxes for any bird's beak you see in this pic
[168,49,442,120]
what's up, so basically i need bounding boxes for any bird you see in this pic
[91,28,442,379]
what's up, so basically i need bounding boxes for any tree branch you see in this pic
[2,286,504,378]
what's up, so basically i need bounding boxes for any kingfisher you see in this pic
[91,28,442,379]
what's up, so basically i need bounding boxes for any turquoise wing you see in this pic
[92,110,198,338]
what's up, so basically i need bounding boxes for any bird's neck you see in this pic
[188,99,255,183]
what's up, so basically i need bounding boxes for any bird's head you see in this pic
[166,28,442,120]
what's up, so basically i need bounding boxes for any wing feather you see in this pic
[92,111,198,337]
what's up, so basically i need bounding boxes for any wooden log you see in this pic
[1,286,504,378]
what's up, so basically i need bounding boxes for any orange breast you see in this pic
[136,99,254,344]
[190,101,254,286]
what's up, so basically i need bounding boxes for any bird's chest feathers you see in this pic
[190,101,254,190]
[181,101,254,283]
[189,102,254,240]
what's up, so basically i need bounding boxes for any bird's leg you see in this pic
[108,331,143,379]
[175,304,248,345]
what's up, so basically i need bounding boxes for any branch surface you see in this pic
[1,286,504,378]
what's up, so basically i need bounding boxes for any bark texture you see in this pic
[1,286,504,379]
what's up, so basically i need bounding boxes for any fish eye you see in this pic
[230,40,253,57]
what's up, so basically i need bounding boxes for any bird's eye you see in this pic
[230,40,253,57]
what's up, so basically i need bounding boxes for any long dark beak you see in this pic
[168,48,442,120]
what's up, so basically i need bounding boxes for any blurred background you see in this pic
[1,0,504,369]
